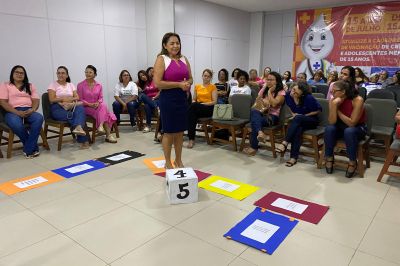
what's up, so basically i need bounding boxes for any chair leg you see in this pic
[377,149,395,182]
[312,136,319,164]
[384,136,391,155]
[365,143,371,168]
[58,125,64,151]
[210,124,216,145]
[154,117,160,140]
[7,131,14,159]
[91,121,96,144]
[270,131,277,158]
[357,145,365,178]
[203,122,210,145]
[40,128,50,150]
[317,143,325,169]
[231,126,237,151]
[239,127,248,152]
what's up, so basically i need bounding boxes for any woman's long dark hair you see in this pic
[57,66,71,83]
[341,66,356,91]
[10,65,31,95]
[159,32,181,57]
[146,67,153,82]
[263,71,284,98]
[137,70,149,89]
[291,81,310,106]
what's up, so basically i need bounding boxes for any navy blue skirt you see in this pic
[159,88,188,133]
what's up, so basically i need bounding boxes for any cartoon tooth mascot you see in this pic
[297,14,335,78]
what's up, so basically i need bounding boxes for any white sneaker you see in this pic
[97,126,105,135]
[143,126,151,133]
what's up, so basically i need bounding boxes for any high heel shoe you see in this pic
[345,161,357,178]
[325,157,334,174]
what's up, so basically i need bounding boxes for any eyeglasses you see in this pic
[122,74,130,77]
[14,71,24,75]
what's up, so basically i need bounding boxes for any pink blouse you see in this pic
[77,80,104,106]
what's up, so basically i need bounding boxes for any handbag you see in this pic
[252,96,269,113]
[212,104,233,120]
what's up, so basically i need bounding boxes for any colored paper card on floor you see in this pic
[224,207,298,254]
[198,175,259,200]
[143,157,170,174]
[155,169,212,182]
[254,191,329,224]
[95,150,145,165]
[52,160,107,178]
[0,171,64,195]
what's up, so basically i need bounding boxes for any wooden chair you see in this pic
[210,94,252,151]
[0,108,49,158]
[377,138,400,182]
[318,104,373,177]
[42,92,90,151]
[85,115,119,144]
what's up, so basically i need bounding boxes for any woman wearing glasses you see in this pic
[0,65,43,158]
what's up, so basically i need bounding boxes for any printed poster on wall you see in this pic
[293,1,400,78]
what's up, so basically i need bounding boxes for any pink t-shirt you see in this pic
[0,82,39,108]
[143,81,159,98]
[47,81,76,98]
[258,87,286,117]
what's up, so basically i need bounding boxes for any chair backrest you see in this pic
[0,106,6,123]
[250,87,258,106]
[358,87,367,100]
[386,85,400,107]
[364,103,373,136]
[316,98,329,127]
[312,93,325,99]
[315,84,329,97]
[365,98,397,128]
[230,94,252,120]
[278,103,289,124]
[367,89,395,100]
[41,92,51,120]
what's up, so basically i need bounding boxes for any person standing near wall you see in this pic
[153,32,193,169]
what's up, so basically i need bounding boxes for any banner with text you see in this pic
[293,1,400,78]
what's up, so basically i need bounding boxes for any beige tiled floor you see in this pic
[0,128,399,265]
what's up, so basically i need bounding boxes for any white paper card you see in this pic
[65,164,94,174]
[271,198,308,214]
[14,176,48,189]
[106,154,132,161]
[152,160,166,168]
[241,219,280,243]
[210,180,240,192]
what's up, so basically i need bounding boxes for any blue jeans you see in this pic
[285,115,318,159]
[139,94,158,126]
[324,122,367,161]
[112,100,139,126]
[5,107,43,155]
[50,103,88,143]
[250,109,279,149]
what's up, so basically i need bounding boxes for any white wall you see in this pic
[174,0,251,84]
[262,10,296,75]
[0,0,147,108]
[248,12,264,74]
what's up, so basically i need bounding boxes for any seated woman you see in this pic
[327,70,338,86]
[260,66,272,85]
[215,68,229,104]
[228,68,240,89]
[248,69,264,89]
[112,70,140,128]
[355,67,369,86]
[326,66,357,100]
[243,71,285,156]
[77,65,117,143]
[275,82,321,166]
[324,80,366,178]
[137,70,159,133]
[48,66,89,149]
[229,70,251,96]
[187,69,217,148]
[308,70,326,85]
[282,71,293,85]
[0,65,43,158]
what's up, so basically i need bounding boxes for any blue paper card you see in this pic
[223,208,298,254]
[52,160,107,178]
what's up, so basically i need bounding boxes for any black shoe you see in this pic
[325,158,334,174]
[345,162,357,178]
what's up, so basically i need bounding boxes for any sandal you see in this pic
[275,142,288,155]
[325,157,334,174]
[285,159,297,167]
[187,140,195,149]
[105,135,117,143]
[257,132,268,143]
[345,161,357,178]
[243,147,257,156]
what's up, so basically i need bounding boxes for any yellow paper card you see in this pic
[198,175,259,200]
[143,157,171,174]
[0,171,64,195]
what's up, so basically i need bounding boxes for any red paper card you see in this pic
[254,192,329,224]
[155,170,211,182]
